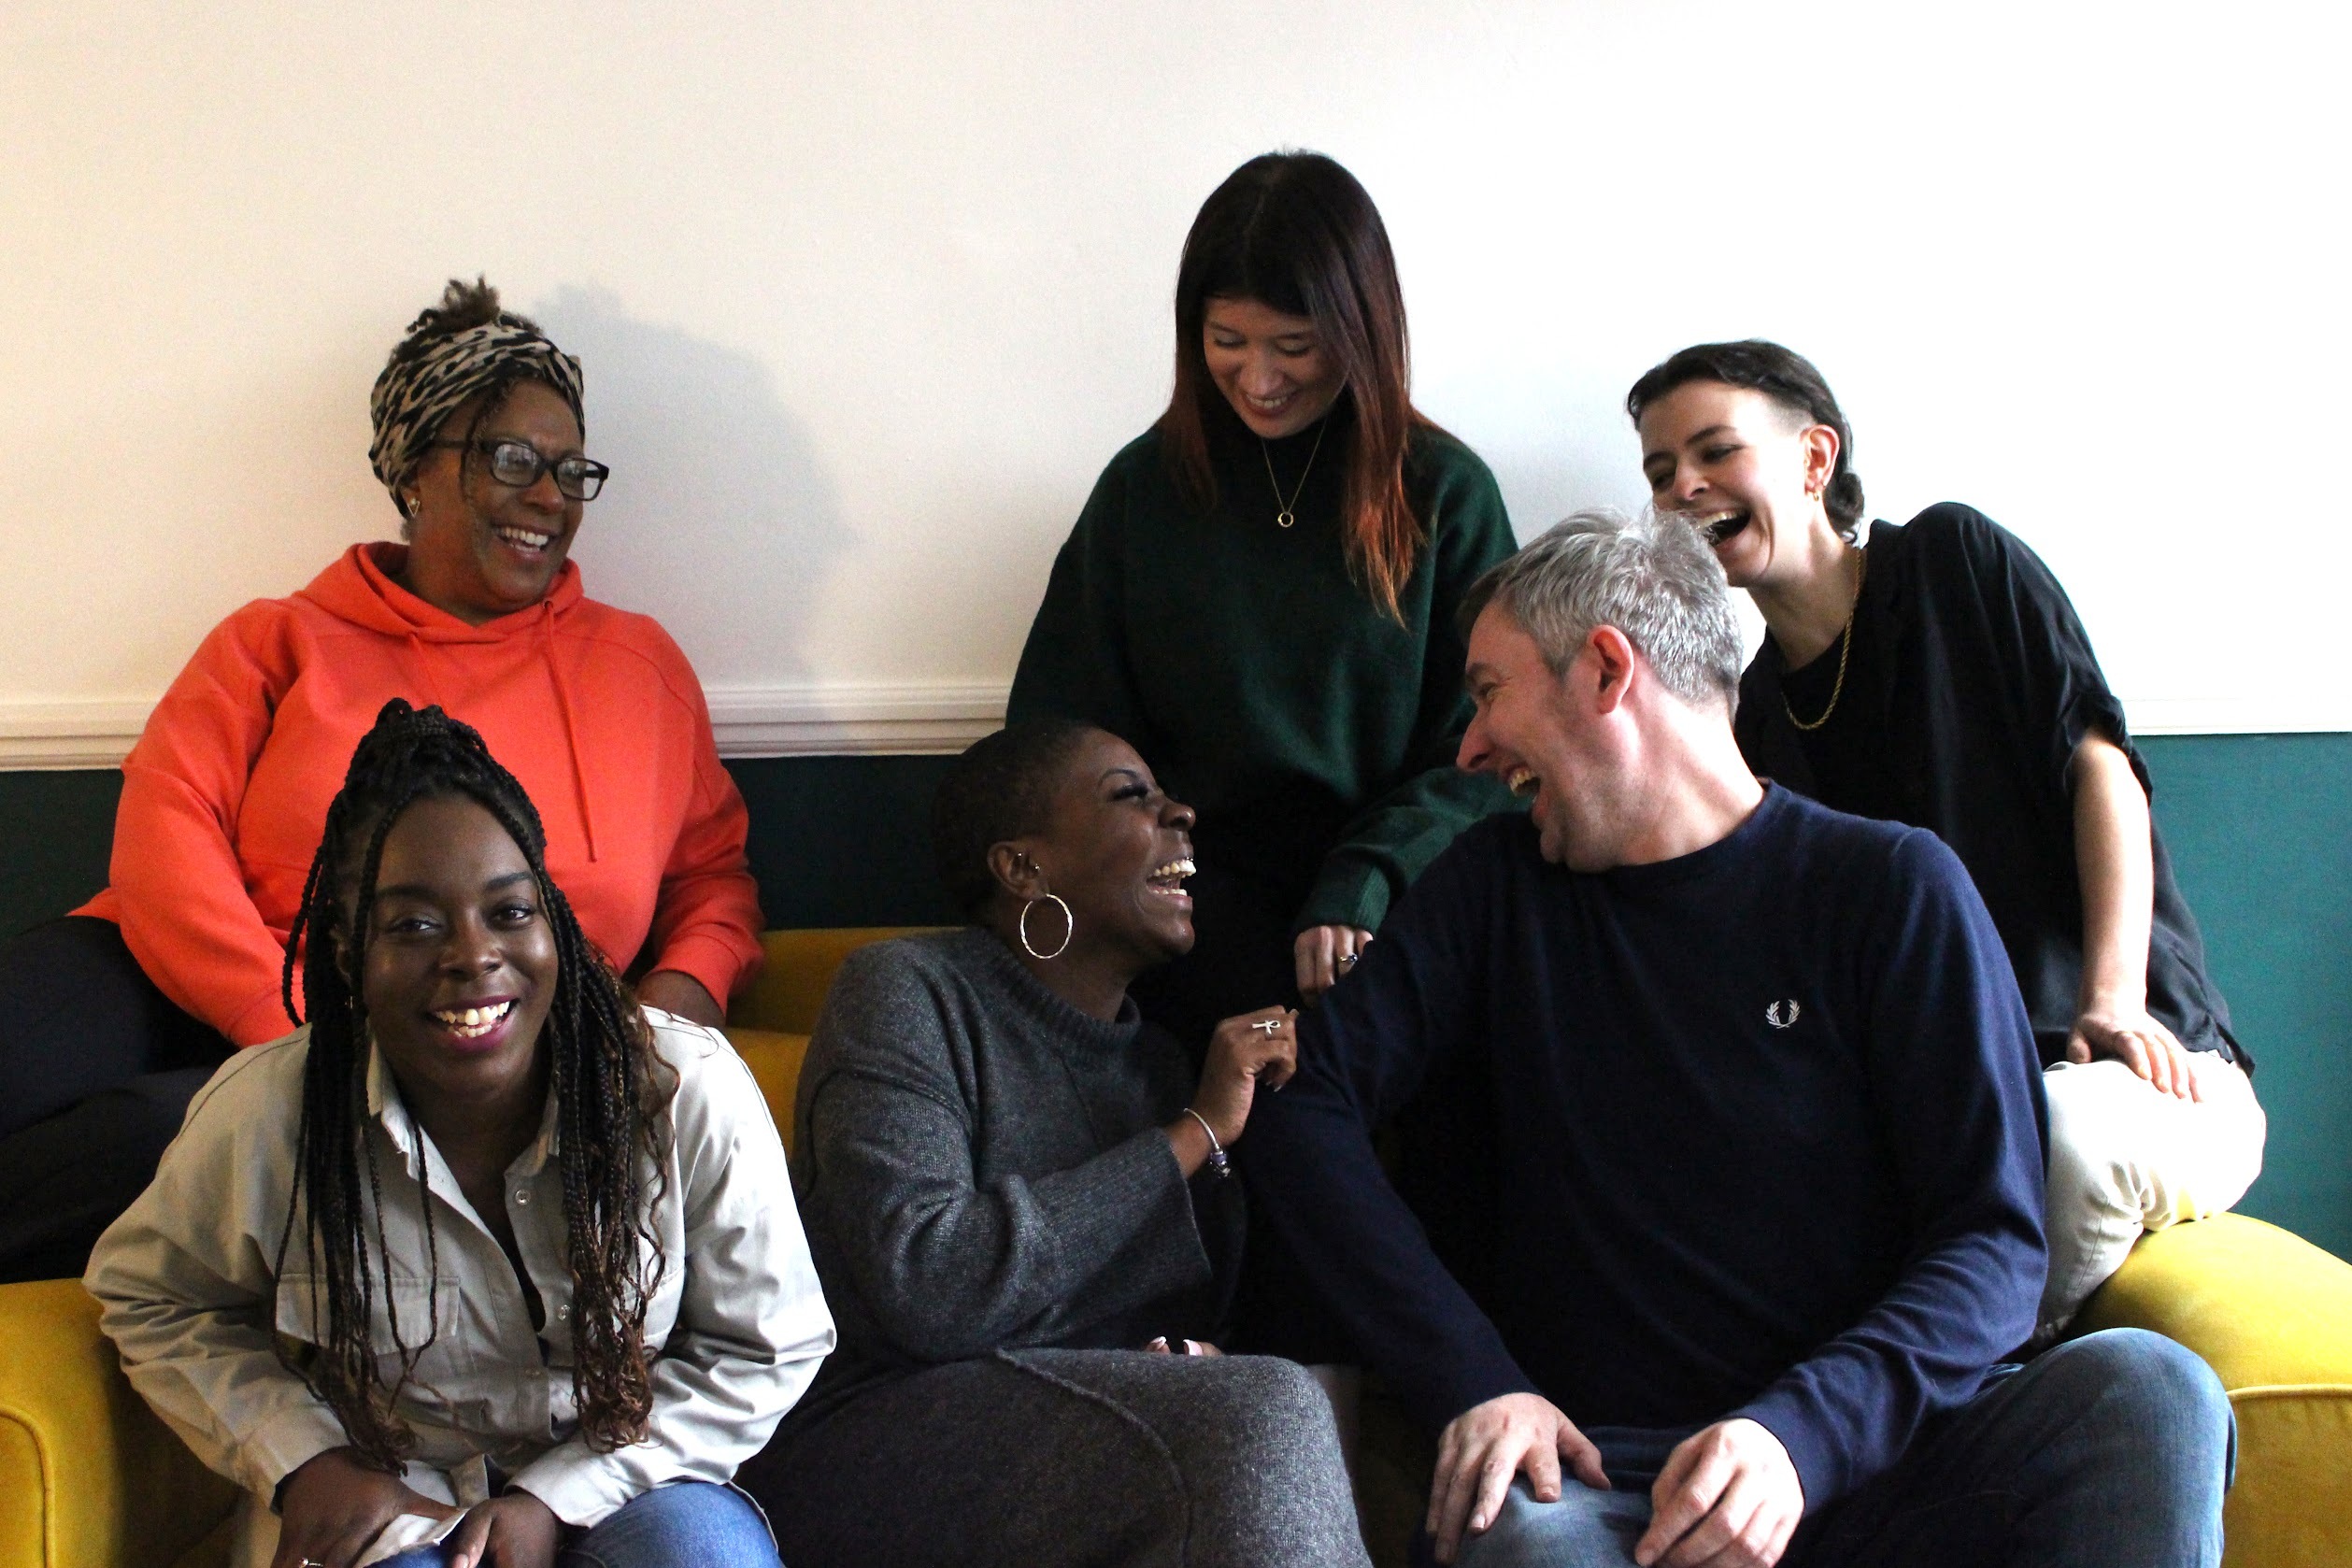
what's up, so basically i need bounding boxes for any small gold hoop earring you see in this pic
[1019,893,1073,961]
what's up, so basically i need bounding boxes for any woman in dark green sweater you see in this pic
[1008,150,1518,1056]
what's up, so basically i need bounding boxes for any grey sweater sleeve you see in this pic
[799,943,1211,1361]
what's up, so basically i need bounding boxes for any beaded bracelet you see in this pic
[1181,1107,1232,1180]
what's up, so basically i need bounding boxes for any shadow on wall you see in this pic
[531,285,842,691]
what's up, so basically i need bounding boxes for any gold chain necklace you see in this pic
[1260,418,1331,529]
[1785,547,1868,733]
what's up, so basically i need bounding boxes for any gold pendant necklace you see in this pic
[1785,547,1868,733]
[1261,418,1330,529]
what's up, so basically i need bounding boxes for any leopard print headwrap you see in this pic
[367,310,586,501]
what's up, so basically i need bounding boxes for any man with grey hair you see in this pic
[1247,510,2232,1568]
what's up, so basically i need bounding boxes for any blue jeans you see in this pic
[1451,1329,2233,1568]
[378,1481,780,1568]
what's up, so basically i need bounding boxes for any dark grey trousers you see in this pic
[748,1347,1371,1568]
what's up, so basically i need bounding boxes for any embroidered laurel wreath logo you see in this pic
[1766,999,1802,1030]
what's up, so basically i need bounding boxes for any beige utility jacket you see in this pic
[86,1009,834,1567]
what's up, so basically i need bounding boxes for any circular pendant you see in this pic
[1276,509,1296,529]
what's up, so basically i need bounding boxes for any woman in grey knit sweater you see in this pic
[742,720,1369,1567]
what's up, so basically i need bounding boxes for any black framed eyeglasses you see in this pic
[433,438,610,501]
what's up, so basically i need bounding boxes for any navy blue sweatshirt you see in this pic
[1245,785,2048,1511]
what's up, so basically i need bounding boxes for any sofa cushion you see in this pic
[0,1276,236,1568]
[732,928,941,1037]
[2076,1213,2352,1568]
[724,1028,812,1154]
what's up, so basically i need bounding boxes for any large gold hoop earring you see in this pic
[1019,894,1073,961]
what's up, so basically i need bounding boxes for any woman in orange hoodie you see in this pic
[0,279,763,1281]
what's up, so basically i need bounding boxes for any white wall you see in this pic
[4,0,2344,763]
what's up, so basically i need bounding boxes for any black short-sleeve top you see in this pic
[1733,503,2242,1070]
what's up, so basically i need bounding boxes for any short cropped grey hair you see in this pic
[1459,508,1744,710]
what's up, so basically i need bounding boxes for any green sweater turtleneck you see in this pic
[1007,417,1519,934]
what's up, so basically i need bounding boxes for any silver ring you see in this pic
[1338,952,1359,970]
[1252,1019,1282,1035]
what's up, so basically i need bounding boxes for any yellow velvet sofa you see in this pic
[4,928,2347,1568]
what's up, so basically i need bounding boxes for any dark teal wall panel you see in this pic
[0,769,119,939]
[0,761,959,941]
[2139,734,2352,1259]
[6,737,2346,1257]
[727,755,962,929]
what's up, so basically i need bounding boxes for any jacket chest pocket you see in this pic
[276,1273,473,1406]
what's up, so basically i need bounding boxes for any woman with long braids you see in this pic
[1628,339,2264,1336]
[1,278,760,1283]
[87,702,832,1568]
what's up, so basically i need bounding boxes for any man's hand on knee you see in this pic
[1635,1418,1803,1568]
[1426,1391,1608,1563]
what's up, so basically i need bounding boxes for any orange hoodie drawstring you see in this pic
[539,604,600,862]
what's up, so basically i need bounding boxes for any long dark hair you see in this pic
[274,699,669,1469]
[1625,339,1867,539]
[1162,151,1433,620]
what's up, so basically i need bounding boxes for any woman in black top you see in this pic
[1627,340,2262,1337]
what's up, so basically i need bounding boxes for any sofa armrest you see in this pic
[0,1276,237,1568]
[2074,1212,2352,1568]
